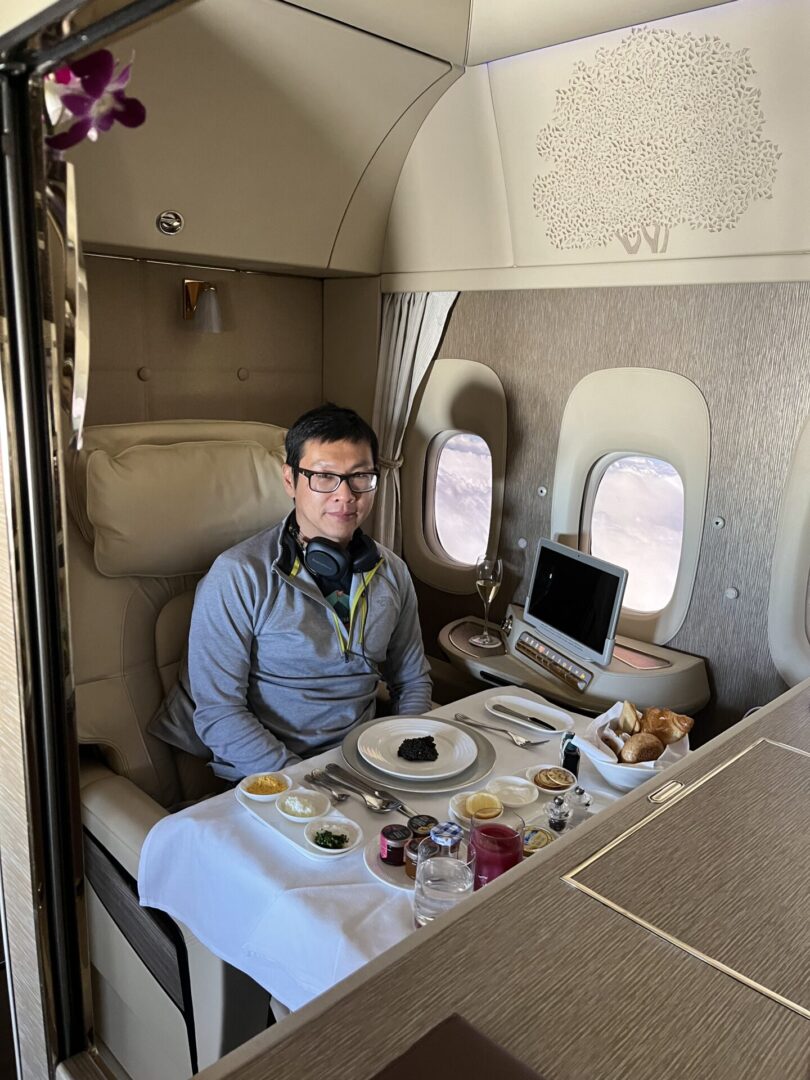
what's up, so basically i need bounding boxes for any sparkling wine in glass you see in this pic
[470,554,503,648]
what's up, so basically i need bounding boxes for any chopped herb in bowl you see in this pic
[312,828,350,850]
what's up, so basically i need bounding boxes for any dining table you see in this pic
[137,686,625,1012]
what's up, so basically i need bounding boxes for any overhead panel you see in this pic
[68,0,448,271]
[489,0,803,271]
[466,0,738,64]
[383,66,513,274]
[329,67,462,272]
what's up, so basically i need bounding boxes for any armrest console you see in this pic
[80,764,167,879]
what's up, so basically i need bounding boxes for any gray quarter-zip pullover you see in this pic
[188,515,432,778]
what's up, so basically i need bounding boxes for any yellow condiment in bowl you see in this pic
[240,772,291,801]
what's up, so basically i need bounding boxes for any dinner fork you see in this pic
[454,712,549,750]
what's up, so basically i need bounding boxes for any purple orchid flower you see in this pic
[45,49,146,150]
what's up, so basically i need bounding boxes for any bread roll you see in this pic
[619,732,664,763]
[640,707,694,746]
[601,728,624,757]
[618,700,640,735]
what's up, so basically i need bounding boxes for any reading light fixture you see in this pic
[183,279,223,333]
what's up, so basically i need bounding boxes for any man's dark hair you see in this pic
[285,403,379,473]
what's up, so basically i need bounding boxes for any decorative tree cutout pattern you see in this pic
[532,27,781,255]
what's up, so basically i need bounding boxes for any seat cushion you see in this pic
[85,439,291,577]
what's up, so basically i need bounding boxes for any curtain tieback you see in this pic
[379,456,403,471]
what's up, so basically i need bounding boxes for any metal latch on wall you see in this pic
[647,780,685,804]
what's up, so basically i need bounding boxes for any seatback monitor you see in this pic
[523,539,628,667]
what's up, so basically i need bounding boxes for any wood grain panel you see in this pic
[198,685,810,1080]
[571,738,810,1015]
[0,358,51,1074]
[419,283,810,737]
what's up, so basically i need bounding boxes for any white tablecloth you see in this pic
[138,687,621,1010]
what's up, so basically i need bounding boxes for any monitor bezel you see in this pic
[523,539,628,668]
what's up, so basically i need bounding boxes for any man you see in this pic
[187,404,432,779]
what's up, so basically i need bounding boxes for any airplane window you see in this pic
[589,455,684,613]
[430,432,493,565]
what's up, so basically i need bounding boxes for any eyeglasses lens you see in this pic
[309,473,378,493]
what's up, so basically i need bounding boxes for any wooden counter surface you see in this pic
[200,681,810,1080]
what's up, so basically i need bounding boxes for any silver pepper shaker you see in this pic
[569,786,592,809]
[547,794,572,833]
[568,785,592,824]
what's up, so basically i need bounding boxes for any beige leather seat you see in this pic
[66,420,292,1079]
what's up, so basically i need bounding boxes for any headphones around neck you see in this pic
[295,526,380,580]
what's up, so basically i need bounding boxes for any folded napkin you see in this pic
[577,700,689,769]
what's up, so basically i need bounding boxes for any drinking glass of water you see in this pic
[413,848,476,928]
[468,808,524,890]
[469,553,503,649]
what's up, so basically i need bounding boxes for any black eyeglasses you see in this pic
[296,467,379,494]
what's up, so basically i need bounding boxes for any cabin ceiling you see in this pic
[284,0,737,65]
[63,0,737,275]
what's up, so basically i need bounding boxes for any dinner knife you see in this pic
[487,702,558,731]
[324,763,419,818]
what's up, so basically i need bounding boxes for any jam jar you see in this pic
[404,838,421,880]
[407,814,438,839]
[379,824,412,866]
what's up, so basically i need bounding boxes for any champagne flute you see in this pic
[470,554,503,648]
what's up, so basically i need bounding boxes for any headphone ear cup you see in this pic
[303,539,349,579]
[352,533,380,573]
[301,532,380,578]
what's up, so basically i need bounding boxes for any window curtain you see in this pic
[372,291,458,553]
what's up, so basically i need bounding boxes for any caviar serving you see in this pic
[397,736,439,762]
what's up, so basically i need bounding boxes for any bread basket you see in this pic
[576,701,689,793]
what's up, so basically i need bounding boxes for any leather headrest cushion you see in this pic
[86,440,290,577]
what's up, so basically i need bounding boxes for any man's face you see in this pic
[283,438,376,547]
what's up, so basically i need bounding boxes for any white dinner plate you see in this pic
[356,717,478,780]
[485,695,574,736]
[342,718,496,795]
[362,838,414,891]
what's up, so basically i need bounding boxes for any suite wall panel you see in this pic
[417,282,810,735]
[84,257,322,427]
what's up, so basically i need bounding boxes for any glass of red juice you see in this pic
[469,808,525,890]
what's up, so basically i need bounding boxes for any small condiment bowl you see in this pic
[485,774,539,808]
[448,790,503,829]
[304,818,363,855]
[276,788,331,823]
[238,772,292,802]
[525,766,577,795]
